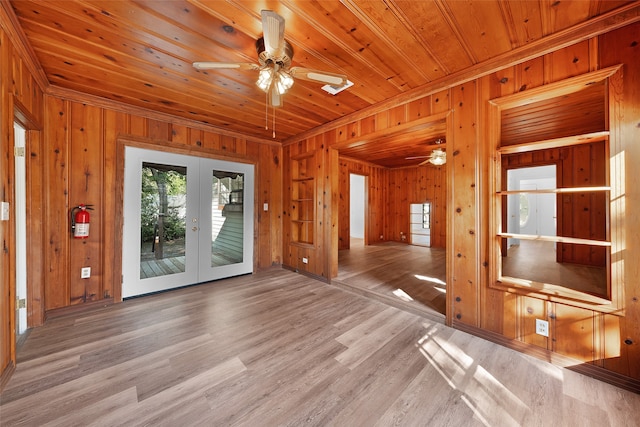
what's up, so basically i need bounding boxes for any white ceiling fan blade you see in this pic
[261,10,285,58]
[290,67,348,86]
[193,62,259,71]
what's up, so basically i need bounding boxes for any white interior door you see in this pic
[122,147,254,298]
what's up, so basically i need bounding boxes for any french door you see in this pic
[122,146,254,298]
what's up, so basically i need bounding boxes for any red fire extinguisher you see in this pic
[71,204,93,239]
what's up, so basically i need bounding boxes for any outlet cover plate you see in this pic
[81,267,91,279]
[535,319,549,337]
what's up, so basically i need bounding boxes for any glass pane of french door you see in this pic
[122,147,199,298]
[139,162,187,279]
[198,159,254,281]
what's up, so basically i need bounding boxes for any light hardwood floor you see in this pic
[336,240,447,318]
[1,269,638,426]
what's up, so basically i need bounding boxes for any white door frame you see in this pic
[14,122,27,334]
[122,146,254,298]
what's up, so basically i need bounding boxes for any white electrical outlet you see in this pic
[302,257,308,264]
[535,319,549,337]
[81,267,91,279]
[263,203,269,211]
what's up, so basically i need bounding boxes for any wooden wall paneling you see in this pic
[268,143,283,267]
[492,65,517,98]
[202,131,222,151]
[337,157,350,250]
[601,313,629,376]
[245,140,262,270]
[407,96,431,121]
[374,109,390,132]
[147,119,170,141]
[388,104,406,128]
[552,304,596,363]
[188,128,203,148]
[548,39,592,82]
[44,96,70,310]
[69,102,103,305]
[518,295,549,350]
[386,169,399,242]
[432,165,446,248]
[129,115,147,138]
[431,90,450,115]
[314,135,326,277]
[254,142,283,270]
[600,23,640,378]
[25,128,45,326]
[449,82,480,327]
[0,28,14,380]
[327,144,339,279]
[359,116,375,135]
[516,57,545,93]
[103,109,128,302]
[478,73,503,334]
[170,123,188,145]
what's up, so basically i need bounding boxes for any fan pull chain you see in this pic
[272,104,276,138]
[265,91,269,130]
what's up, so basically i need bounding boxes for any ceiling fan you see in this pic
[406,139,447,166]
[193,10,349,107]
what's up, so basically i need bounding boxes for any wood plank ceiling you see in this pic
[8,0,634,167]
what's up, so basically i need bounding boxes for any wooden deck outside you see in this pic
[140,253,244,279]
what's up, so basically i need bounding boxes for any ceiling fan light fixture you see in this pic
[275,70,294,94]
[256,68,274,92]
[428,148,446,166]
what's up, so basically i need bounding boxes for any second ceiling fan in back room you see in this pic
[193,10,349,109]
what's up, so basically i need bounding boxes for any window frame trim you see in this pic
[487,65,624,315]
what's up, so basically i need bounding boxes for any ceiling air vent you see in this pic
[321,80,353,95]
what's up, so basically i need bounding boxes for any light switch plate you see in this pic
[1,202,9,221]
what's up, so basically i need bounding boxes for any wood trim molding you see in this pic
[327,111,451,151]
[0,2,48,91]
[13,97,42,130]
[489,65,623,109]
[283,4,640,145]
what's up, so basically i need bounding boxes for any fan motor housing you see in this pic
[256,37,293,68]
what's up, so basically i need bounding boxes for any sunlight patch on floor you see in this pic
[414,274,446,286]
[392,288,414,301]
[417,327,532,426]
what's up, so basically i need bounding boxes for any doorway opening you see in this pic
[349,173,366,247]
[410,202,432,247]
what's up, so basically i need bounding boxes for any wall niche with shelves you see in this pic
[290,151,318,247]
